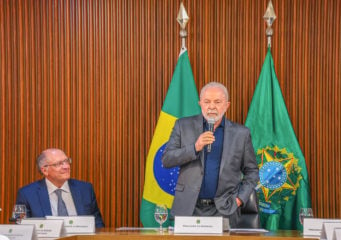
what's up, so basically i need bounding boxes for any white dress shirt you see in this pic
[46,179,77,216]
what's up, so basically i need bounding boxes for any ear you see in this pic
[41,167,48,177]
[225,101,231,111]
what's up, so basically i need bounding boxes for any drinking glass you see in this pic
[299,208,313,225]
[12,204,26,224]
[154,204,168,232]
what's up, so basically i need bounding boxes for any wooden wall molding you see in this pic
[0,0,340,227]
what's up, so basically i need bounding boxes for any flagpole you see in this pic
[263,0,277,48]
[177,2,189,51]
[254,0,277,192]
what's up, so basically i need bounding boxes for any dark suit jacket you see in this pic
[162,114,259,218]
[16,178,105,228]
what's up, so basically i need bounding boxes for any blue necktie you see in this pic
[55,189,68,216]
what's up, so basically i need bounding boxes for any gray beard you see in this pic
[202,112,225,122]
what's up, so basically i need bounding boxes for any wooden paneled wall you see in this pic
[0,0,340,227]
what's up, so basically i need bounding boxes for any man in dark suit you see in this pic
[162,82,259,228]
[15,148,105,228]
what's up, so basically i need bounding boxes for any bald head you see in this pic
[36,148,67,173]
[37,148,71,188]
[200,82,229,102]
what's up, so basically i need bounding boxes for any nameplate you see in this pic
[20,219,63,238]
[320,222,341,240]
[333,228,341,240]
[174,216,223,234]
[45,216,95,233]
[304,218,341,237]
[0,224,35,240]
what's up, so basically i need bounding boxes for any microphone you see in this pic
[207,118,215,152]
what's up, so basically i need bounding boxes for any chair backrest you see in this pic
[241,189,259,214]
[237,189,260,228]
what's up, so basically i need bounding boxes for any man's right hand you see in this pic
[195,131,215,152]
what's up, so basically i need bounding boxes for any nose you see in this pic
[208,102,216,108]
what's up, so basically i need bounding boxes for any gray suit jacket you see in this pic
[162,114,259,217]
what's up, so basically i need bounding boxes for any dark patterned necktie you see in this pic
[55,189,68,216]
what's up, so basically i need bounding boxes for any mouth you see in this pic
[207,110,218,114]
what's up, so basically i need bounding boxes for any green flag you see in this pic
[245,48,312,231]
[140,49,201,227]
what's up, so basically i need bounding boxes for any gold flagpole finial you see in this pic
[263,0,277,47]
[177,2,189,49]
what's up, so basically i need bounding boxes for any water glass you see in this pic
[12,204,27,224]
[154,204,168,232]
[299,208,313,225]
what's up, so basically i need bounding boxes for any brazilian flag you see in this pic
[245,48,312,231]
[140,49,201,227]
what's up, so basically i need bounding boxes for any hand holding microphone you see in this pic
[194,118,215,152]
[207,118,215,152]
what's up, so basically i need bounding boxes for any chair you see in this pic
[237,189,260,228]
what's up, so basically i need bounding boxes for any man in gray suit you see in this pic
[162,82,259,227]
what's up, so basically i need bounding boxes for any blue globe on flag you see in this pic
[153,143,179,195]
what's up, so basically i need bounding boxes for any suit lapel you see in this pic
[38,179,53,216]
[193,115,205,167]
[69,179,84,214]
[219,118,232,175]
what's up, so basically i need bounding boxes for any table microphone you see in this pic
[207,118,215,152]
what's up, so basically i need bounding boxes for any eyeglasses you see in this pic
[43,158,72,168]
[201,99,226,106]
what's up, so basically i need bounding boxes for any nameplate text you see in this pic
[304,218,341,237]
[20,219,63,238]
[46,216,95,234]
[0,224,35,240]
[174,216,223,234]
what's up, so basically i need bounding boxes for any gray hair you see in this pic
[36,151,48,174]
[200,82,229,101]
[36,148,66,174]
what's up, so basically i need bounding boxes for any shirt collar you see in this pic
[45,178,71,195]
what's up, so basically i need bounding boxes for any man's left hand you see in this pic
[236,197,242,207]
